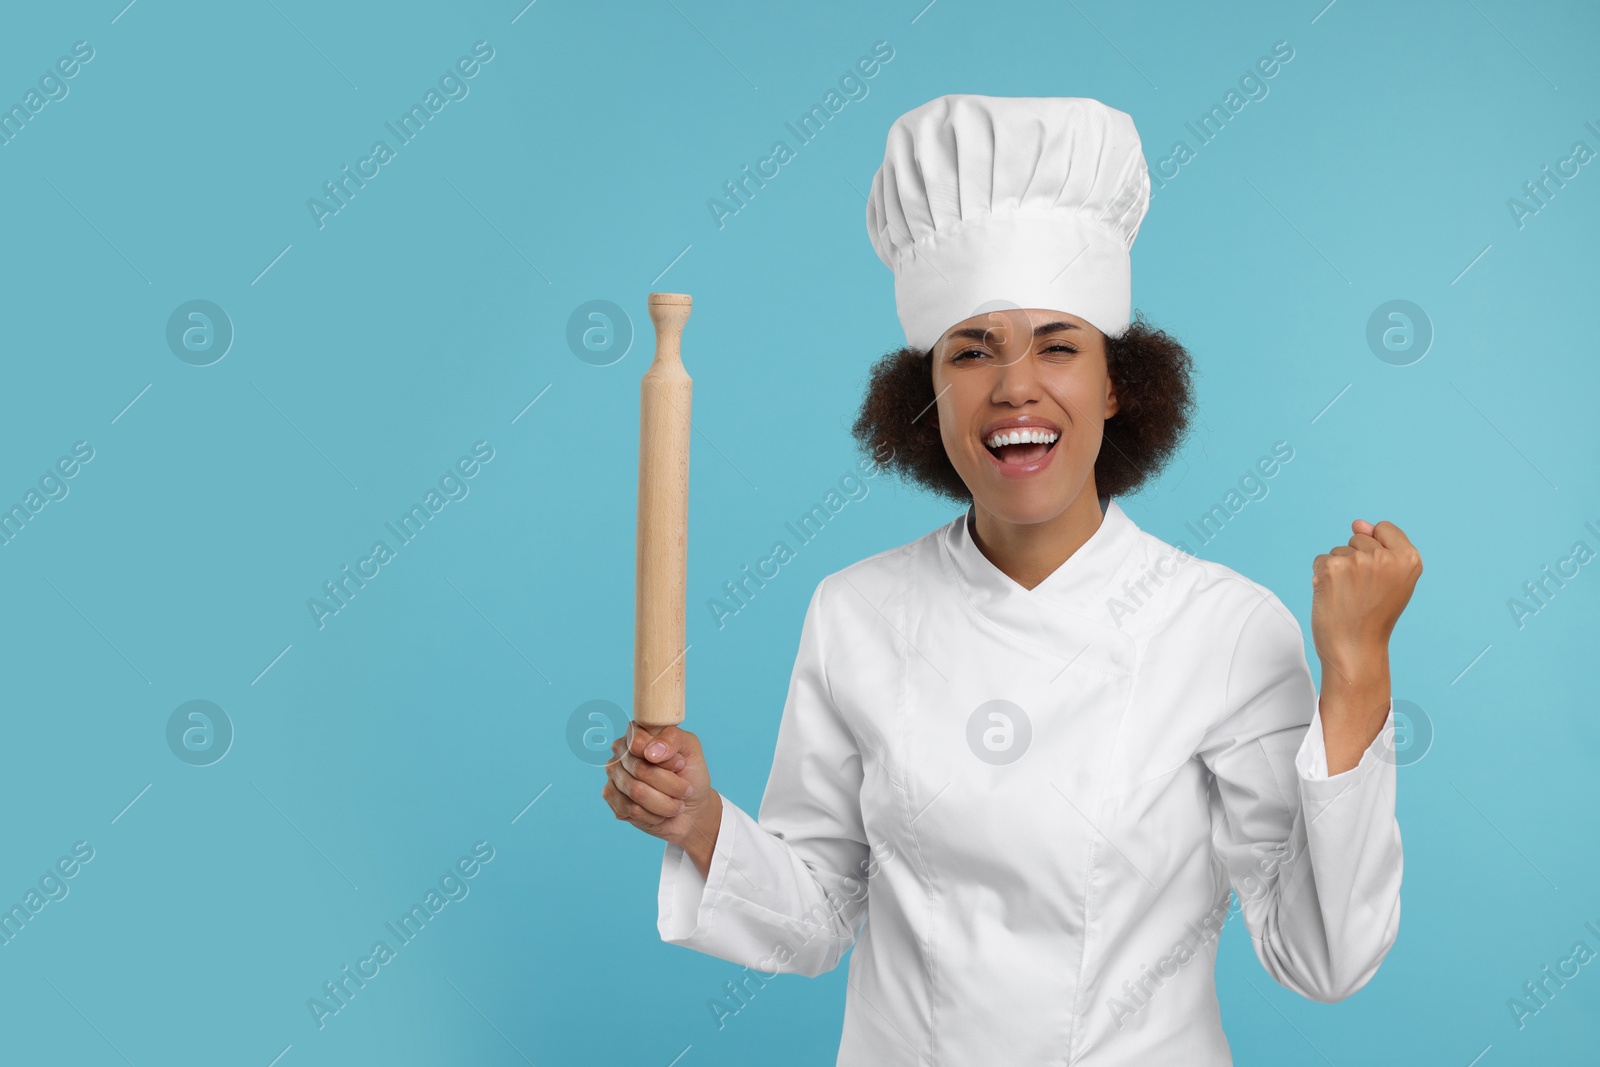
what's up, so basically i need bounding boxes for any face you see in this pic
[929,308,1119,526]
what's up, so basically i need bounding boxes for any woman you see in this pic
[603,95,1421,1064]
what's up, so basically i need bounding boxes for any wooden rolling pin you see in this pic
[633,292,693,735]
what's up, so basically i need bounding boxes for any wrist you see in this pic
[1320,665,1391,725]
[682,790,723,880]
[1318,656,1392,775]
[1318,641,1390,685]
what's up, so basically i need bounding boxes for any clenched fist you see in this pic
[1310,518,1423,670]
[602,722,723,879]
[1309,518,1423,774]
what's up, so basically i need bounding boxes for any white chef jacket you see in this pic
[658,497,1402,1065]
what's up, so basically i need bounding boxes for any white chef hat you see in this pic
[866,94,1150,352]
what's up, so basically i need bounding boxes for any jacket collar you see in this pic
[939,496,1143,659]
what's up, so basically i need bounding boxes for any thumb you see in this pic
[630,721,692,765]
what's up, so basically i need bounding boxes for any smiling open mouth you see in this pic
[984,428,1059,466]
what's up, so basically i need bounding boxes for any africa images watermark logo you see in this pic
[1506,917,1600,1031]
[1505,516,1600,631]
[1105,835,1305,1029]
[305,841,495,1029]
[706,40,896,230]
[0,841,96,949]
[307,441,496,630]
[1148,39,1294,191]
[307,41,496,230]
[1506,118,1600,230]
[705,446,894,631]
[0,441,95,550]
[0,40,95,150]
[705,840,896,1031]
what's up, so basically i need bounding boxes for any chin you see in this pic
[970,476,1081,526]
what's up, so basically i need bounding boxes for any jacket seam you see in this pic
[1065,640,1140,1063]
[879,544,939,1064]
[905,545,940,1067]
[1221,594,1273,713]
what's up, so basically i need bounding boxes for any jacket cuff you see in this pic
[657,794,740,943]
[1293,698,1395,806]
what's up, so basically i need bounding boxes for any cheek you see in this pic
[937,413,969,468]
[1048,368,1112,420]
[932,378,971,447]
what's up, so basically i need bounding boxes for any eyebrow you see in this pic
[943,320,1080,343]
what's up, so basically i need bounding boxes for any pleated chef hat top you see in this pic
[866,94,1150,352]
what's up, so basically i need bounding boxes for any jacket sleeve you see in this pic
[1197,591,1404,1002]
[656,577,873,977]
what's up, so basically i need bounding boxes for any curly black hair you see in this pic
[850,314,1196,503]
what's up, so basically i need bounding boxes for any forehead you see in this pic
[937,308,1093,346]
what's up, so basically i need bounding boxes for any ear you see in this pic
[1101,340,1120,419]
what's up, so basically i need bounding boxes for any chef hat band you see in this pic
[866,95,1151,352]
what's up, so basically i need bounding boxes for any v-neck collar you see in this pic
[939,495,1142,640]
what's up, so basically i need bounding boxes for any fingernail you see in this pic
[676,802,686,814]
[646,742,667,760]
[684,785,694,798]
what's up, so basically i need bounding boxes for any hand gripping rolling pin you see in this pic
[633,292,692,741]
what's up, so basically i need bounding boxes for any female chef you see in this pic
[603,95,1422,1065]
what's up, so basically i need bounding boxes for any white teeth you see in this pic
[985,428,1060,449]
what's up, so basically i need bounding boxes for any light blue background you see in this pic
[1,0,1595,1063]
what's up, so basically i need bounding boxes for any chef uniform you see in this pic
[657,95,1403,1066]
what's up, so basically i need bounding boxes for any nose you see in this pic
[976,308,1038,390]
[989,343,1041,405]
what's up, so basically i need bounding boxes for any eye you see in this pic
[953,344,1078,362]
